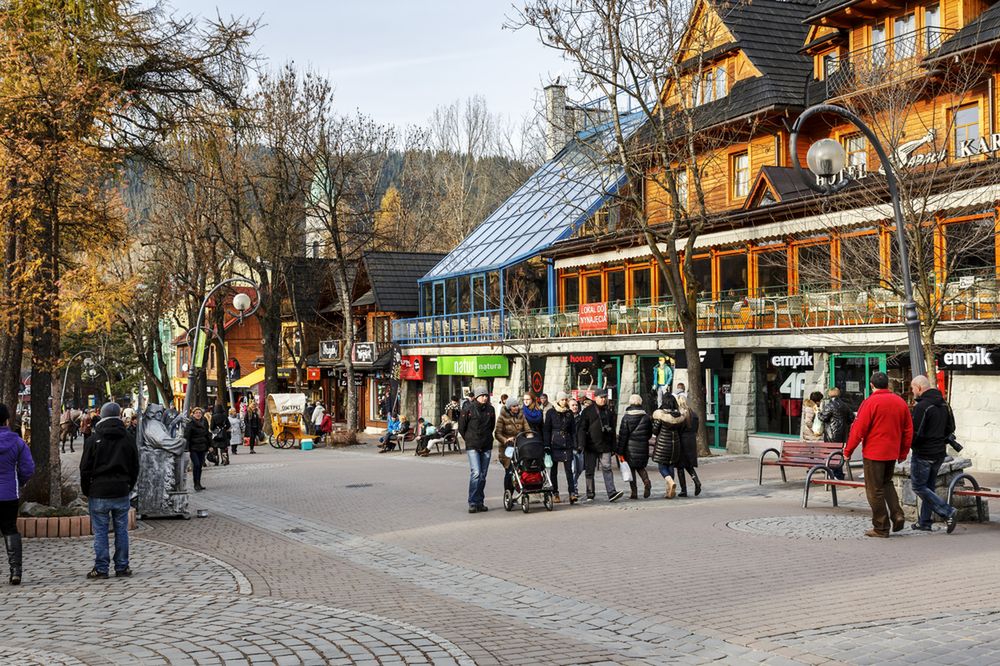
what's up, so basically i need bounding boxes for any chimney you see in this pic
[544,81,569,159]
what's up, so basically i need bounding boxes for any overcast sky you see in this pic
[167,0,569,129]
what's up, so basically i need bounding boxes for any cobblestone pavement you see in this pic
[9,444,1000,665]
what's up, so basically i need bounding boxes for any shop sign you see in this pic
[579,303,608,331]
[319,339,342,362]
[338,374,365,387]
[400,355,424,381]
[352,342,378,366]
[437,355,510,378]
[938,346,1000,372]
[767,349,815,370]
[673,348,723,369]
[277,367,293,379]
[307,367,321,381]
[568,353,596,364]
[571,388,614,402]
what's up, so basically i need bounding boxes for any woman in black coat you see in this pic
[244,402,262,454]
[210,405,231,466]
[651,393,685,498]
[543,392,577,504]
[675,395,701,497]
[184,407,212,491]
[617,394,652,499]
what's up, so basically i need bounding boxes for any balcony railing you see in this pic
[392,278,1000,347]
[826,27,956,98]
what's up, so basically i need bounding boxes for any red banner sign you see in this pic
[307,367,321,381]
[579,303,608,331]
[400,355,424,380]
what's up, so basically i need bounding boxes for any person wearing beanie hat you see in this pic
[495,395,532,498]
[619,394,653,500]
[543,391,577,503]
[577,389,623,502]
[0,403,34,584]
[80,400,140,579]
[458,386,496,513]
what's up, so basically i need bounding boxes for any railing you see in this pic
[826,27,956,98]
[392,279,1000,346]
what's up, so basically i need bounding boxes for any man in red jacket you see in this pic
[844,372,912,538]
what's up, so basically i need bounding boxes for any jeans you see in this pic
[550,459,576,497]
[572,452,584,485]
[863,459,904,535]
[89,496,131,574]
[657,463,675,479]
[190,450,206,487]
[911,456,955,526]
[584,451,617,498]
[467,449,491,506]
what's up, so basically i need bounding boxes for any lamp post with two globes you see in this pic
[789,103,927,378]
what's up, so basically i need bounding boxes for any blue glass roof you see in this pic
[421,111,647,283]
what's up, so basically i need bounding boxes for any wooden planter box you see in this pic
[16,509,137,538]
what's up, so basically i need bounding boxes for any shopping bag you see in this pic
[620,458,633,483]
[811,415,824,437]
[544,454,553,469]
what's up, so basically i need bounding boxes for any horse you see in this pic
[60,408,83,453]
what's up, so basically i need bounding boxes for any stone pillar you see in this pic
[420,365,438,424]
[492,356,525,404]
[803,352,828,399]
[892,457,985,522]
[616,354,638,428]
[543,355,570,396]
[949,373,1000,471]
[726,353,756,454]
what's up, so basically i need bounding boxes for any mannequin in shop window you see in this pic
[651,357,674,407]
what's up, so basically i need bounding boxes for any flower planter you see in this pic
[16,509,137,538]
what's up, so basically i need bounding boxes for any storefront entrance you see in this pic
[705,367,732,450]
[829,353,887,411]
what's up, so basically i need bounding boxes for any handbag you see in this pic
[206,449,218,464]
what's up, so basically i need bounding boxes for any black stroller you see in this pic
[503,431,554,513]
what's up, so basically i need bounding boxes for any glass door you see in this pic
[829,353,887,412]
[705,368,732,450]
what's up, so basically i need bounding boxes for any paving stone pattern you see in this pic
[726,515,932,540]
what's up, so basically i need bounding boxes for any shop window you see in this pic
[797,243,832,293]
[584,273,603,304]
[718,253,748,297]
[371,377,393,421]
[953,104,980,151]
[689,256,713,297]
[756,249,788,296]
[754,355,804,436]
[562,275,580,310]
[731,152,749,200]
[945,218,996,279]
[629,266,652,304]
[607,269,626,305]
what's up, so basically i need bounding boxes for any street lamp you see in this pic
[183,326,236,409]
[181,277,261,416]
[60,351,109,410]
[789,103,926,378]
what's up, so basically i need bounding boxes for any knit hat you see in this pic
[473,386,489,398]
[505,396,521,409]
[556,391,568,402]
[100,402,122,419]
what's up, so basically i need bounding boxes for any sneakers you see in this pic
[911,523,932,531]
[946,510,958,534]
[468,504,477,513]
[608,490,624,503]
[569,495,579,505]
[86,568,109,579]
[476,504,489,512]
[115,568,133,577]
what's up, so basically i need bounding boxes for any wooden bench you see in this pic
[802,464,866,507]
[947,472,999,522]
[759,441,852,484]
[432,431,460,455]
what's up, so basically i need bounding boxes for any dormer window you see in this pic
[822,52,839,78]
[693,63,728,106]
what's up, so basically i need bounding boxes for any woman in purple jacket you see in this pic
[0,403,34,585]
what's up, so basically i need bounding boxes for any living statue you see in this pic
[135,404,190,518]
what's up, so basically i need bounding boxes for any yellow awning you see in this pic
[231,366,266,388]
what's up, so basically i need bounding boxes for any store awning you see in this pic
[232,367,265,389]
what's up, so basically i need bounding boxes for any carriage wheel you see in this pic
[268,435,279,449]
[279,432,296,449]
[543,492,554,511]
[521,495,530,514]
[503,490,513,512]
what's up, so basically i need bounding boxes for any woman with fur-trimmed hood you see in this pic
[651,393,685,498]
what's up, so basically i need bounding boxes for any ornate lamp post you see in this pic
[181,278,260,416]
[60,351,111,410]
[789,103,927,377]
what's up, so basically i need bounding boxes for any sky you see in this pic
[167,0,570,129]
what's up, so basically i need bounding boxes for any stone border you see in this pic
[17,509,137,539]
[137,536,254,595]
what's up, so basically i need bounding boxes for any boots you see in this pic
[628,479,638,500]
[693,471,702,496]
[585,476,596,501]
[221,449,230,466]
[638,468,651,498]
[5,534,22,585]
[677,469,688,497]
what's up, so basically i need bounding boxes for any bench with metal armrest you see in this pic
[759,440,852,484]
[947,472,998,523]
[802,464,866,508]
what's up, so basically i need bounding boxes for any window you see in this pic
[458,278,470,313]
[714,65,727,100]
[871,24,887,66]
[755,355,806,436]
[629,266,651,304]
[674,169,688,211]
[925,4,941,50]
[797,243,832,293]
[561,275,579,310]
[843,134,868,169]
[838,231,879,279]
[731,152,749,199]
[718,253,748,297]
[894,14,916,60]
[421,284,432,316]
[657,267,673,303]
[607,269,626,305]
[445,278,458,314]
[693,65,728,106]
[584,273,602,303]
[822,52,839,79]
[954,104,980,152]
[432,282,445,316]
[689,256,713,297]
[945,218,996,279]
[470,274,485,312]
[756,249,788,296]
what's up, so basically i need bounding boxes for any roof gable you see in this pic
[743,166,815,210]
[363,251,445,313]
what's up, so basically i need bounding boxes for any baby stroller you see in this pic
[503,431,555,513]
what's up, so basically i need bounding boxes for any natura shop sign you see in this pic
[579,303,608,332]
[437,355,509,378]
[938,346,1000,372]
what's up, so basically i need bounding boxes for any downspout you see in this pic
[498,267,506,342]
[545,258,556,315]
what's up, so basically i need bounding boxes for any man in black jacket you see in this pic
[576,389,623,503]
[909,375,958,533]
[80,402,140,578]
[458,386,496,513]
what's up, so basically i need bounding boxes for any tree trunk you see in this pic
[49,373,62,508]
